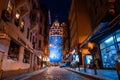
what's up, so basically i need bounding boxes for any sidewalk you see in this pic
[65,67,119,80]
[0,68,47,80]
[13,68,47,80]
[1,69,30,80]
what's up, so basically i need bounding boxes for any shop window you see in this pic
[85,55,93,64]
[100,47,117,68]
[118,43,120,49]
[100,36,114,49]
[116,33,120,42]
[8,40,19,61]
[104,36,114,46]
[100,42,106,49]
[37,57,40,65]
[23,50,30,63]
[100,35,118,68]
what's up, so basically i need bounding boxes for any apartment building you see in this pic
[0,0,49,71]
[69,0,120,69]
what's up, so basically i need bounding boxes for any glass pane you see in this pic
[118,43,120,50]
[116,33,120,42]
[104,36,114,46]
[110,45,115,50]
[85,55,92,64]
[101,46,117,68]
[100,42,106,49]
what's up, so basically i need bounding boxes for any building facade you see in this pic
[0,0,48,71]
[69,0,120,69]
[61,22,70,58]
[84,0,120,69]
[0,0,33,71]
[68,0,92,67]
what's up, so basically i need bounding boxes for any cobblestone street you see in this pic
[25,67,87,80]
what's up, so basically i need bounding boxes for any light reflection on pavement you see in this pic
[25,67,87,80]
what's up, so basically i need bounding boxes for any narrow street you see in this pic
[25,67,88,80]
[0,0,120,80]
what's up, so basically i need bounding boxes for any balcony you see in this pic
[1,9,11,22]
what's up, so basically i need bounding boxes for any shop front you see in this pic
[84,54,93,68]
[99,29,120,68]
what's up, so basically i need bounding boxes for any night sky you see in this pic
[40,0,71,24]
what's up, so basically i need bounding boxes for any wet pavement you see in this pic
[25,67,88,80]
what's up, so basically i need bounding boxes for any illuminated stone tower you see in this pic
[49,20,63,62]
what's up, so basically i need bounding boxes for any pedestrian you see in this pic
[75,47,82,71]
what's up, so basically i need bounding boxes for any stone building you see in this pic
[0,0,48,71]
[61,22,70,58]
[69,0,120,69]
[68,0,91,67]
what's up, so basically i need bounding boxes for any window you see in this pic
[118,43,120,50]
[23,49,30,63]
[116,33,120,42]
[7,1,13,14]
[15,11,20,27]
[32,36,34,44]
[20,20,24,32]
[84,55,93,64]
[8,40,20,61]
[100,30,120,68]
[39,27,42,34]
[32,36,35,48]
[27,28,30,39]
[30,32,32,42]
[100,36,114,49]
[2,0,13,21]
[40,16,43,23]
[33,43,35,49]
[39,40,41,48]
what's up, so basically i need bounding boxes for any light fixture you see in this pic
[20,20,24,28]
[16,12,20,19]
